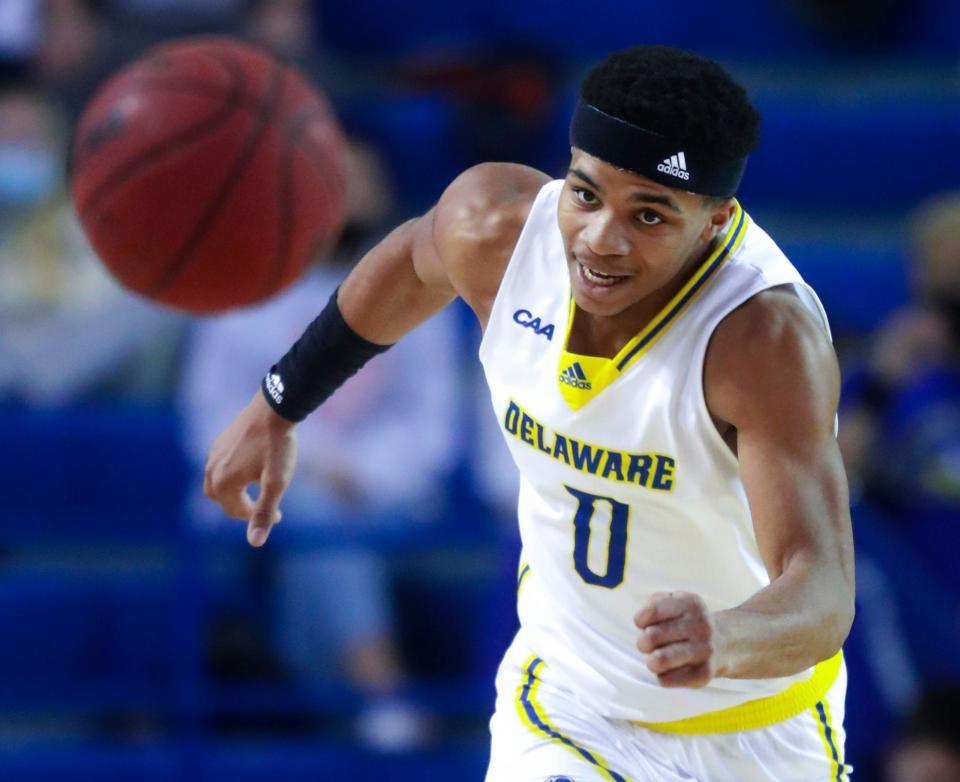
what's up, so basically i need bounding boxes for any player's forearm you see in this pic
[338,214,456,345]
[713,557,854,679]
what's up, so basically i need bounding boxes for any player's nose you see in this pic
[580,212,631,257]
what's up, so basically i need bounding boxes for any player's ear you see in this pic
[699,197,736,242]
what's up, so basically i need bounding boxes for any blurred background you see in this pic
[0,1,958,780]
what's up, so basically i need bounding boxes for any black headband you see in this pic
[569,100,748,198]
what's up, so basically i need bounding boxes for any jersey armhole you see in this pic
[691,277,832,468]
[478,180,564,362]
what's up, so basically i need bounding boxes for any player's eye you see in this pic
[572,187,598,205]
[638,209,663,225]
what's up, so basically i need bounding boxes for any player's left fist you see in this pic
[634,591,723,689]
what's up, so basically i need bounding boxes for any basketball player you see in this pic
[204,46,855,781]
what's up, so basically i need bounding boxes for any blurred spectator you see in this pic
[245,0,313,62]
[20,1,115,121]
[31,1,331,121]
[472,380,520,526]
[838,193,960,778]
[398,47,562,173]
[99,0,310,55]
[99,0,245,31]
[839,192,960,559]
[178,141,459,748]
[468,369,524,682]
[56,1,310,120]
[35,1,108,89]
[886,686,960,782]
[0,0,40,80]
[0,86,184,406]
[246,1,389,109]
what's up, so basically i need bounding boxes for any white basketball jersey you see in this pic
[478,180,835,723]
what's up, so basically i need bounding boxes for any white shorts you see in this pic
[485,636,851,782]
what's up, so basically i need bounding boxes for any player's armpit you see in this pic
[702,288,855,680]
[338,163,549,344]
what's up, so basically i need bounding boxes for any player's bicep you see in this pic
[705,291,852,584]
[337,213,454,344]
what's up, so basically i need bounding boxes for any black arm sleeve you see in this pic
[261,289,393,423]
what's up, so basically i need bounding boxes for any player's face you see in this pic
[558,149,734,320]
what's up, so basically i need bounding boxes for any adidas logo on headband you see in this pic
[571,101,746,196]
[657,152,690,181]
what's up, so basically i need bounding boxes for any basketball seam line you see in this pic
[262,105,343,298]
[146,53,289,300]
[98,77,279,118]
[285,105,347,180]
[264,86,296,298]
[75,62,247,220]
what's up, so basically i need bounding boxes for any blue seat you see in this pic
[781,239,908,334]
[0,741,490,782]
[0,743,179,782]
[320,0,494,60]
[0,572,177,711]
[488,0,814,60]
[742,94,960,211]
[0,405,190,543]
[319,0,959,62]
[203,741,490,781]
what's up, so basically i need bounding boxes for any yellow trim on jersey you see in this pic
[515,655,633,782]
[812,697,848,780]
[632,650,843,735]
[517,562,531,594]
[558,202,749,411]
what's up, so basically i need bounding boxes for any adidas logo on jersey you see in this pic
[657,151,690,181]
[559,362,591,390]
[264,372,285,404]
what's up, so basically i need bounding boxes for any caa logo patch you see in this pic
[513,309,555,341]
[546,777,576,782]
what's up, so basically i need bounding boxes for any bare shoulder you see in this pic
[436,162,551,244]
[430,163,551,323]
[704,286,840,433]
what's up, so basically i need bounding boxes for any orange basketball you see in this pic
[70,37,347,313]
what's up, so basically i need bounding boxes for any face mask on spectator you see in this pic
[0,144,59,208]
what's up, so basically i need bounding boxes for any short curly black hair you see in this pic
[581,46,760,163]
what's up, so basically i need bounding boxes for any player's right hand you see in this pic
[204,391,297,548]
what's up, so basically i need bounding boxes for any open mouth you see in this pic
[577,261,630,288]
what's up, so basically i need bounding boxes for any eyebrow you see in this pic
[568,167,682,213]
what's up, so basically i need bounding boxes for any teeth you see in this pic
[580,263,624,286]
